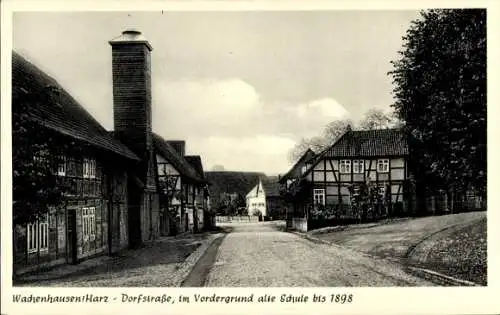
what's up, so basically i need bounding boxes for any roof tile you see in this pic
[12,51,139,161]
[153,133,206,183]
[325,129,408,157]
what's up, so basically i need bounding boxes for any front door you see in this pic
[67,209,78,264]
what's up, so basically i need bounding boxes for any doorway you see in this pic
[67,209,78,264]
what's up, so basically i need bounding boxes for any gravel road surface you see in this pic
[203,222,436,287]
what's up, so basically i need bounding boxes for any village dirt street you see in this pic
[202,222,436,287]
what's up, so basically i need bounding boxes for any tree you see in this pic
[288,118,353,163]
[287,136,327,163]
[358,109,403,130]
[215,192,245,215]
[12,87,69,225]
[288,109,401,163]
[388,9,486,207]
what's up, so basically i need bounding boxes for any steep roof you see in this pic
[205,171,268,197]
[185,155,205,179]
[246,179,265,198]
[279,149,316,183]
[262,180,281,197]
[300,128,408,180]
[153,133,206,183]
[323,128,408,158]
[12,51,139,161]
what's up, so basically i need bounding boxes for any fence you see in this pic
[215,215,259,224]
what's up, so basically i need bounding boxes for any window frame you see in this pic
[57,156,67,176]
[26,217,49,254]
[313,188,326,206]
[352,160,364,174]
[339,160,351,174]
[377,159,390,173]
[83,158,96,179]
[82,207,96,241]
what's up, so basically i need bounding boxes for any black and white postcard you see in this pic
[1,1,498,314]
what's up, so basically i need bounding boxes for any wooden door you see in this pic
[67,209,77,264]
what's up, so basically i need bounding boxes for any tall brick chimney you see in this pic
[109,28,153,158]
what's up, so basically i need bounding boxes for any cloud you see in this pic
[151,78,350,173]
[295,98,350,119]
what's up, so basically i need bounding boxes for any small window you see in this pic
[83,158,96,179]
[57,156,66,176]
[339,160,351,174]
[377,159,389,173]
[353,160,364,174]
[27,218,49,253]
[313,189,325,206]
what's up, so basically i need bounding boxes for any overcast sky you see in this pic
[13,10,420,175]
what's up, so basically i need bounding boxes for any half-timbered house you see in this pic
[278,149,316,230]
[282,129,410,232]
[153,135,209,235]
[12,51,140,274]
[185,155,211,230]
[12,28,165,275]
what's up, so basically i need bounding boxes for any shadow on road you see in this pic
[180,235,227,287]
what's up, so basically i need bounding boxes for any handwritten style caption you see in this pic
[13,293,354,305]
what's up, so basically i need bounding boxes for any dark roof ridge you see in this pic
[153,133,206,183]
[279,148,316,183]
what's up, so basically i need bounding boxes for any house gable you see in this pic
[279,149,316,184]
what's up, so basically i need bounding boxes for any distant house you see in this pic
[185,155,212,228]
[278,149,317,229]
[153,136,210,235]
[279,148,317,192]
[246,179,267,218]
[205,171,268,214]
[281,129,411,232]
[262,180,285,220]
